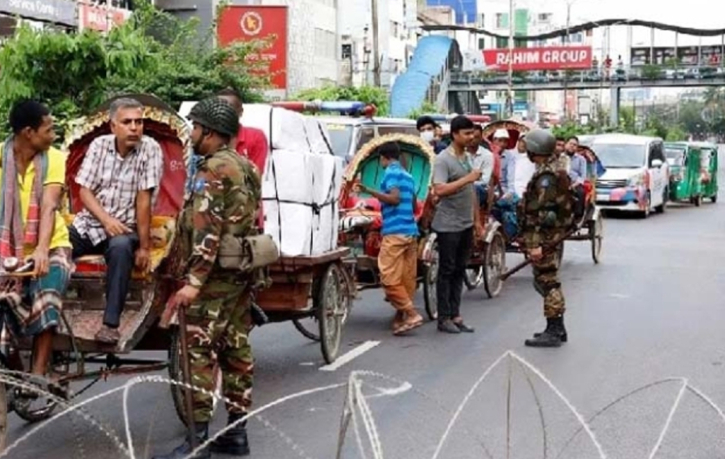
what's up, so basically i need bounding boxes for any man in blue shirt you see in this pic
[356,142,424,335]
[565,136,587,218]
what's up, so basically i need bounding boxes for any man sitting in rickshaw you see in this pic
[467,125,494,207]
[69,97,164,344]
[565,136,587,218]
[0,100,73,381]
[495,135,535,239]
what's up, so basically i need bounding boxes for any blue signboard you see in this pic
[513,101,529,111]
[426,0,477,25]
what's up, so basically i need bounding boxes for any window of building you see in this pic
[314,28,337,60]
[495,13,508,29]
[478,38,486,50]
[479,13,485,28]
[538,13,551,22]
[496,37,508,49]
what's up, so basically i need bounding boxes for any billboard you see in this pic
[217,6,288,90]
[482,46,593,71]
[630,45,724,66]
[78,2,131,32]
[1,0,77,27]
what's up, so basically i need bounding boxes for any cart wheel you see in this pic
[168,329,221,426]
[316,263,347,365]
[464,268,484,291]
[423,240,439,321]
[483,231,506,298]
[590,212,604,264]
[292,318,320,342]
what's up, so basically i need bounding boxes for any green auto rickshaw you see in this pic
[665,142,705,206]
[690,142,719,203]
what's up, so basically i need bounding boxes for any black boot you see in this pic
[211,412,250,456]
[153,423,211,459]
[525,317,564,348]
[532,317,568,342]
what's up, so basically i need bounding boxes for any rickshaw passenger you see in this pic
[416,116,446,154]
[467,124,494,206]
[555,136,568,171]
[565,136,586,218]
[495,136,534,238]
[69,98,163,345]
[0,100,73,378]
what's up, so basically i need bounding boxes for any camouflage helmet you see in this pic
[188,97,240,138]
[524,129,557,156]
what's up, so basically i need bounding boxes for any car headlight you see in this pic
[628,174,644,187]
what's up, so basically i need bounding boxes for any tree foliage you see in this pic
[0,1,268,139]
[292,85,390,116]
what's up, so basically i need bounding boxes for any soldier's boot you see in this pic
[532,316,568,342]
[525,317,564,348]
[211,413,250,456]
[153,423,211,459]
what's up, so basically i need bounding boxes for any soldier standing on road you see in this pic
[154,98,261,459]
[519,129,574,348]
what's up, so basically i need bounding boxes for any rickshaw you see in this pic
[665,142,704,205]
[0,94,192,434]
[338,134,439,320]
[689,141,719,203]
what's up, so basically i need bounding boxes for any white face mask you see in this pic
[420,131,435,143]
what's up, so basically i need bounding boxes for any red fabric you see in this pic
[234,125,268,230]
[67,121,187,217]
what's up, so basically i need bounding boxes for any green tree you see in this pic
[292,85,390,116]
[406,101,439,120]
[0,1,267,139]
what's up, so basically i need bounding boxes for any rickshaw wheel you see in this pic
[423,240,439,321]
[168,330,222,427]
[483,231,506,299]
[317,263,346,365]
[292,318,321,342]
[590,212,604,264]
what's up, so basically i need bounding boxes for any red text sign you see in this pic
[217,6,288,89]
[482,46,593,71]
[78,2,130,32]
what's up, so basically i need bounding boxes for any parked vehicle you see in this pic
[592,134,669,218]
[665,142,704,205]
[689,141,719,203]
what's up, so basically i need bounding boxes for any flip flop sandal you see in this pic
[393,317,424,336]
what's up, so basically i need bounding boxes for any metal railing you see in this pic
[449,64,725,85]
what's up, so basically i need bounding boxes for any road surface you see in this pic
[6,185,725,459]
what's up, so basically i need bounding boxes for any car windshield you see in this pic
[323,123,354,158]
[591,143,646,168]
[664,147,685,166]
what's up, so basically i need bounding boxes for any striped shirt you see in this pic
[380,161,419,237]
[73,134,163,245]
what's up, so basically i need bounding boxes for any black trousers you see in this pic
[435,227,473,322]
[69,226,138,329]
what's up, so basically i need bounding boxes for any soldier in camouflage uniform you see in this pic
[518,129,574,348]
[154,97,261,459]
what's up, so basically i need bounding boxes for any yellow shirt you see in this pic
[0,145,71,256]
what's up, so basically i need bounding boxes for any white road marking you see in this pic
[319,340,380,372]
[610,293,630,299]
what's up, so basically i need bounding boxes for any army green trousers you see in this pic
[186,279,253,423]
[531,243,566,319]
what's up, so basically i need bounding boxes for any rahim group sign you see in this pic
[482,46,593,71]
[217,5,288,90]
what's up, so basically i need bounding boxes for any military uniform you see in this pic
[180,145,260,422]
[518,129,574,348]
[155,97,260,459]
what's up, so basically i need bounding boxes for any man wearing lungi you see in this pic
[0,100,73,381]
[355,142,424,335]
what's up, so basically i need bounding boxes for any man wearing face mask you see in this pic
[154,98,261,459]
[416,116,446,154]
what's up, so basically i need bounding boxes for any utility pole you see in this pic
[505,0,514,117]
[371,0,381,87]
[562,0,573,121]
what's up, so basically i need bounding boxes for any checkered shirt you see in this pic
[73,134,163,245]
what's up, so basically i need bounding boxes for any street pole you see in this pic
[563,1,572,121]
[506,0,514,118]
[371,0,381,87]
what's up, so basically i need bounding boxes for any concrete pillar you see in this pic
[609,85,620,127]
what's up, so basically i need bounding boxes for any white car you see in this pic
[592,134,670,218]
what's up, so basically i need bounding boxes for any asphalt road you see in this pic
[6,175,725,458]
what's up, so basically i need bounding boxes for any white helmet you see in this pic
[493,128,510,139]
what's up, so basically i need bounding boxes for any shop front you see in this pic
[0,0,79,38]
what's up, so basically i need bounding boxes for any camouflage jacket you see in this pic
[519,157,574,250]
[179,146,261,288]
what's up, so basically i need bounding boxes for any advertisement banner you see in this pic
[78,2,131,32]
[481,46,593,71]
[1,0,77,27]
[217,6,288,90]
